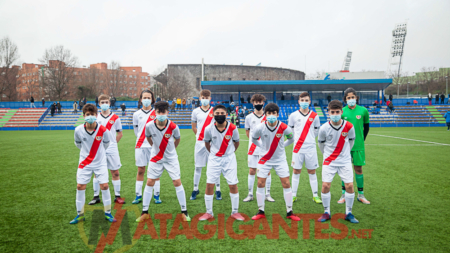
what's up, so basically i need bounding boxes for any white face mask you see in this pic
[142,99,152,107]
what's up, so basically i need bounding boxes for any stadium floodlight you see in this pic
[407,82,410,98]
[446,76,448,96]
[387,22,408,97]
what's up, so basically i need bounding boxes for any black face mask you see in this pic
[214,115,226,124]
[254,104,263,111]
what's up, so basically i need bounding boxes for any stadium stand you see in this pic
[2,108,46,128]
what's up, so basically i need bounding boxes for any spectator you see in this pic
[156,95,161,102]
[50,102,56,117]
[372,100,378,106]
[386,100,391,106]
[120,103,126,116]
[440,93,445,104]
[383,95,387,105]
[444,110,450,131]
[30,96,36,108]
[327,94,331,104]
[170,100,176,112]
[176,97,182,109]
[42,98,45,107]
[230,95,233,103]
[73,101,78,114]
[83,97,87,106]
[247,95,251,104]
[57,102,62,114]
[187,97,192,109]
[137,100,142,109]
[196,98,200,107]
[448,94,450,104]
[240,97,244,104]
[389,93,393,101]
[95,96,98,107]
[435,94,439,104]
[428,93,432,105]
[281,94,285,100]
[79,98,83,110]
[388,101,395,113]
[182,98,186,109]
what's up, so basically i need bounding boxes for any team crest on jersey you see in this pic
[342,132,348,137]
[276,133,282,138]
[150,115,155,119]
[309,118,313,122]
[164,133,171,138]
[225,135,231,140]
[109,120,114,124]
[96,136,102,141]
[356,115,361,119]
[209,113,213,117]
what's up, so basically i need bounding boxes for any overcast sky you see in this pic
[1,0,449,76]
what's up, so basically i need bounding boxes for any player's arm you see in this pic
[245,115,251,138]
[233,127,240,151]
[103,129,111,150]
[283,126,294,147]
[173,126,181,148]
[203,127,212,152]
[191,111,197,135]
[349,126,356,150]
[317,127,326,154]
[116,118,123,143]
[251,126,263,148]
[74,130,82,149]
[313,116,320,138]
[145,123,153,146]
[133,113,139,137]
[363,108,370,141]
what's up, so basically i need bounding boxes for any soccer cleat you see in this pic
[337,194,346,204]
[105,213,117,223]
[215,191,222,200]
[230,213,245,221]
[357,196,371,204]
[265,194,275,202]
[318,213,331,222]
[287,211,301,221]
[88,196,101,205]
[252,210,266,220]
[190,190,200,200]
[198,213,214,221]
[293,196,297,202]
[132,195,142,204]
[243,195,254,202]
[181,212,191,222]
[114,196,126,204]
[69,214,85,224]
[154,195,162,204]
[136,213,150,223]
[313,196,322,204]
[345,213,359,223]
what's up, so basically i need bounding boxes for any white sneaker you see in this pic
[265,194,275,202]
[243,195,253,202]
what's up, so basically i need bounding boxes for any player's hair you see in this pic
[328,100,343,110]
[298,92,310,100]
[82,103,97,115]
[139,89,155,105]
[251,94,266,103]
[200,89,211,97]
[264,103,279,114]
[98,94,109,102]
[154,101,169,113]
[213,104,227,113]
[343,87,358,102]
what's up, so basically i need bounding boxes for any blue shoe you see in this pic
[132,195,142,204]
[105,213,117,223]
[317,212,331,222]
[70,214,85,224]
[154,195,162,204]
[345,213,359,223]
[215,191,222,200]
[190,190,199,200]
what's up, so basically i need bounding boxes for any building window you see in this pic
[133,69,135,72]
[196,78,200,89]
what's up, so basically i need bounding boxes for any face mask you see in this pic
[156,115,167,122]
[300,102,309,109]
[142,99,152,107]
[100,104,110,111]
[347,99,357,106]
[330,115,341,123]
[201,99,210,106]
[266,115,277,124]
[85,115,96,124]
[254,104,263,111]
[214,115,226,124]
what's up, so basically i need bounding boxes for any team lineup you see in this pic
[70,88,370,225]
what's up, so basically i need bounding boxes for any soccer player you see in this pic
[243,94,275,202]
[199,105,245,221]
[132,90,162,205]
[70,104,116,224]
[88,94,125,205]
[190,89,221,200]
[250,103,301,221]
[136,102,191,222]
[288,92,322,204]
[338,88,370,204]
[317,100,359,223]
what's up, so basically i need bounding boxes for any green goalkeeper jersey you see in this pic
[342,105,369,151]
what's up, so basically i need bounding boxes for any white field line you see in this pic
[366,144,442,146]
[370,134,450,146]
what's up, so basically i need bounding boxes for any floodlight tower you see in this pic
[340,51,352,72]
[387,22,407,96]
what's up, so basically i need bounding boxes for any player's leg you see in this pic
[252,163,269,220]
[168,160,190,221]
[305,151,321,204]
[88,175,101,205]
[223,154,244,220]
[244,154,258,202]
[291,152,303,202]
[191,142,205,200]
[153,178,162,204]
[340,165,359,223]
[265,172,274,202]
[276,163,300,221]
[108,154,125,204]
[133,148,146,204]
[136,178,155,222]
[200,156,219,220]
[353,150,370,204]
[70,183,87,224]
[96,167,116,223]
[318,165,335,222]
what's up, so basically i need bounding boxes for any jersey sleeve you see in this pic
[145,122,152,137]
[284,125,294,139]
[173,125,181,139]
[203,125,212,142]
[288,114,294,128]
[318,126,326,143]
[133,112,138,128]
[232,127,240,142]
[245,115,251,130]
[74,129,82,148]
[348,125,356,140]
[191,110,197,123]
[252,124,262,140]
[115,117,123,132]
[313,116,321,137]
[363,108,370,124]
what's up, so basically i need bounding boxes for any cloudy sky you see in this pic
[1,0,449,76]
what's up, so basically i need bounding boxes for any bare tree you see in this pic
[102,61,123,97]
[0,37,20,101]
[165,71,195,100]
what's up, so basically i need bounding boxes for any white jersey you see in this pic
[204,122,240,157]
[288,110,320,153]
[252,121,293,165]
[191,106,215,142]
[245,112,266,155]
[318,120,355,166]
[145,120,180,163]
[133,108,156,148]
[96,112,122,155]
[74,123,111,169]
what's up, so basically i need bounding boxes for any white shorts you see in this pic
[147,159,181,180]
[194,141,209,167]
[256,160,290,179]
[248,154,259,168]
[322,164,353,183]
[207,154,238,185]
[291,152,319,170]
[106,154,122,170]
[77,166,109,185]
[135,148,152,167]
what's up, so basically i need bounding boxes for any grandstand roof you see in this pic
[201,79,392,92]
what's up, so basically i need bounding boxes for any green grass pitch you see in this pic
[0,127,449,252]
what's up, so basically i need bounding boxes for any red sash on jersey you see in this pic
[258,122,288,164]
[293,111,317,153]
[105,114,119,131]
[197,108,214,141]
[150,121,177,163]
[215,123,237,157]
[248,114,266,155]
[78,125,106,169]
[323,121,353,166]
[135,109,156,148]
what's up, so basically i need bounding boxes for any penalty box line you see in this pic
[369,134,450,146]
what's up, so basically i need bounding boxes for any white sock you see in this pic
[283,188,293,212]
[193,167,202,191]
[230,192,239,214]
[291,173,300,197]
[136,181,143,197]
[345,192,355,215]
[308,173,318,197]
[112,180,121,197]
[205,194,214,215]
[101,189,112,214]
[265,174,272,195]
[143,185,153,211]
[215,179,221,192]
[93,178,100,197]
[248,174,255,195]
[256,187,265,211]
[76,190,85,215]
[154,180,160,196]
[322,192,331,214]
[175,185,187,211]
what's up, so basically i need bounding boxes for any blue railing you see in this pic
[38,105,51,125]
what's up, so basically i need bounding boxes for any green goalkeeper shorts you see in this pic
[350,150,366,166]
